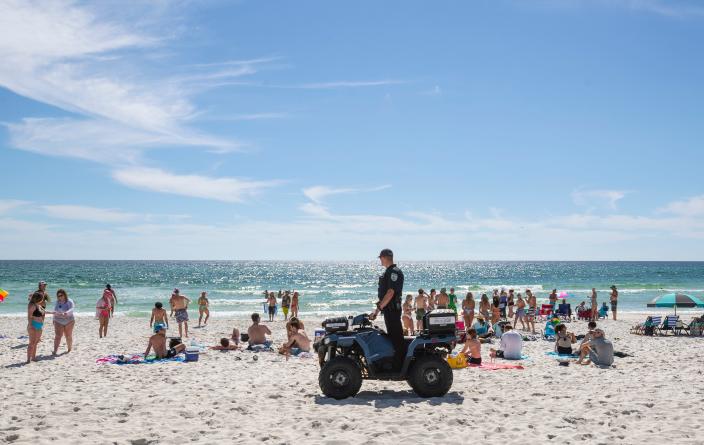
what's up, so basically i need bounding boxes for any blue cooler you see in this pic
[184,347,200,362]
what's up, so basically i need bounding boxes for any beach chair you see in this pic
[658,315,679,335]
[537,304,553,321]
[555,303,572,321]
[686,317,704,336]
[630,315,661,335]
[576,307,591,320]
[598,305,608,319]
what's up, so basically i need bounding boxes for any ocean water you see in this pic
[1,261,703,317]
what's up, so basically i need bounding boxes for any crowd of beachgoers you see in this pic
[21,280,630,367]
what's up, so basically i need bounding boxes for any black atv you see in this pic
[314,310,457,399]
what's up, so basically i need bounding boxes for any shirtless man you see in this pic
[427,289,437,311]
[436,288,450,309]
[145,324,185,359]
[210,338,239,351]
[267,292,277,322]
[460,328,482,365]
[247,313,272,348]
[150,302,169,329]
[414,289,427,331]
[280,319,311,355]
[590,288,598,321]
[169,289,191,338]
[526,289,537,334]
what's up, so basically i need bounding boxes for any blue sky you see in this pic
[1,0,703,260]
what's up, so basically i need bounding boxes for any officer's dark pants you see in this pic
[383,308,406,370]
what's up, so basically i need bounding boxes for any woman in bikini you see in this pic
[27,291,46,363]
[402,294,414,335]
[555,324,577,355]
[97,289,112,338]
[197,291,210,327]
[52,289,75,355]
[479,294,491,321]
[290,292,300,318]
[462,292,475,331]
[491,295,501,325]
[513,293,526,330]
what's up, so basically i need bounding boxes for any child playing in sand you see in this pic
[247,313,272,349]
[150,302,169,330]
[460,328,482,365]
[145,324,185,359]
[210,338,239,351]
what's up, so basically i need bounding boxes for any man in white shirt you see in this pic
[497,324,523,360]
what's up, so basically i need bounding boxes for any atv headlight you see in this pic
[323,337,331,345]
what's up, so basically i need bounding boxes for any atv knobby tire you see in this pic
[319,357,362,400]
[408,355,453,398]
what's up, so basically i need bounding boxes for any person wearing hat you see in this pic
[370,249,405,371]
[609,285,618,321]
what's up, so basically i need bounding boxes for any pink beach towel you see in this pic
[467,362,524,370]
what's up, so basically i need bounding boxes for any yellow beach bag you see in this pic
[446,353,467,369]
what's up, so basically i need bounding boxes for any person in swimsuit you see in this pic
[507,289,515,318]
[514,293,526,330]
[27,291,46,363]
[247,313,272,348]
[150,302,169,330]
[281,291,291,321]
[427,289,437,311]
[170,289,191,338]
[555,324,576,355]
[279,319,311,356]
[414,289,427,331]
[610,285,618,320]
[290,291,300,318]
[402,294,414,335]
[145,324,185,359]
[479,293,491,320]
[491,295,500,324]
[104,284,117,317]
[436,288,449,309]
[210,338,240,351]
[526,289,537,334]
[266,292,277,322]
[460,328,482,365]
[591,287,599,321]
[197,291,210,327]
[97,289,112,338]
[499,289,508,319]
[462,292,475,331]
[52,289,75,355]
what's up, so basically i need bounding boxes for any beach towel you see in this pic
[499,354,530,361]
[467,363,524,370]
[545,351,580,359]
[96,354,185,365]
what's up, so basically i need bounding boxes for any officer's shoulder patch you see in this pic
[391,273,398,282]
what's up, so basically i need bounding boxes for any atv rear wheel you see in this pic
[408,355,453,398]
[319,357,362,400]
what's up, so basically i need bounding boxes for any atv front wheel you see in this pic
[319,357,362,400]
[408,355,453,398]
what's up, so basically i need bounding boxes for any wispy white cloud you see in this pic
[112,167,277,203]
[201,112,289,122]
[572,188,628,210]
[0,199,29,215]
[42,205,137,223]
[531,0,704,18]
[658,194,704,217]
[302,185,391,204]
[296,80,405,89]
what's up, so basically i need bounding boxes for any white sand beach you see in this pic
[1,312,703,444]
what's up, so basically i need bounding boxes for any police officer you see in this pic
[370,248,406,371]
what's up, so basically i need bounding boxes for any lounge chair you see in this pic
[630,315,661,335]
[680,316,704,336]
[658,315,679,335]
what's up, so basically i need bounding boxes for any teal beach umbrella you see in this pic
[647,293,704,315]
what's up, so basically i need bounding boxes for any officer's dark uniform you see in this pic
[378,262,406,370]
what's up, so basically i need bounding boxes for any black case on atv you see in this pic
[322,317,349,333]
[422,309,456,335]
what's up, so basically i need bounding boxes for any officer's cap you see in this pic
[378,248,394,258]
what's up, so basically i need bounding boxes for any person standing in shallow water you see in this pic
[610,285,618,321]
